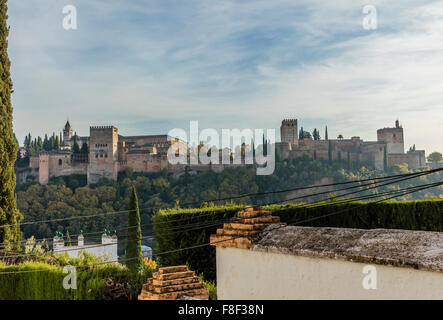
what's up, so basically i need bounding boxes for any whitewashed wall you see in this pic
[216,247,443,300]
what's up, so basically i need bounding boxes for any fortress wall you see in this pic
[48,154,87,179]
[299,139,328,150]
[361,143,385,170]
[388,153,423,170]
[29,156,40,169]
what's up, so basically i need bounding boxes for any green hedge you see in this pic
[0,261,151,300]
[154,200,443,281]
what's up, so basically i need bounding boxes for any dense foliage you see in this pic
[0,251,154,300]
[15,157,443,246]
[154,199,443,281]
[0,0,22,247]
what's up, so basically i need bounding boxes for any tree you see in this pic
[427,152,442,163]
[299,128,312,140]
[299,127,304,140]
[347,152,352,170]
[66,230,71,246]
[328,141,332,162]
[325,126,328,140]
[43,134,50,151]
[80,142,88,154]
[0,0,22,247]
[73,133,80,153]
[337,134,344,140]
[125,186,142,273]
[312,128,321,141]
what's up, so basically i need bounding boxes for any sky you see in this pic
[7,0,443,153]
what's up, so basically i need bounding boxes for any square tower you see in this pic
[87,126,119,184]
[377,120,404,154]
[280,119,299,146]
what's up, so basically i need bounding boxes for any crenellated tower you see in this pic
[87,126,119,184]
[280,119,299,146]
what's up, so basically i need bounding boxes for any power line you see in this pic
[4,179,441,262]
[2,179,441,274]
[1,168,440,248]
[7,168,440,230]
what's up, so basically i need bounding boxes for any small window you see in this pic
[58,159,62,166]
[100,154,103,158]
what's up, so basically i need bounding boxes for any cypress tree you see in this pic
[80,142,88,154]
[0,0,22,247]
[73,133,80,153]
[43,134,49,151]
[125,186,142,273]
[347,152,352,170]
[325,126,328,140]
[66,230,71,246]
[328,141,332,162]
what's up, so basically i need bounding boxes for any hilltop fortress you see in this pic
[18,119,426,185]
[276,119,425,171]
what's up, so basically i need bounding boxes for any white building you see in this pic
[53,233,118,262]
[210,207,443,300]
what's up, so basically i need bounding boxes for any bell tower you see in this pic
[63,120,73,143]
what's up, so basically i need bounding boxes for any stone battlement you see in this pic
[90,126,115,130]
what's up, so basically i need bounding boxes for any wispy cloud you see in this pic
[7,0,443,153]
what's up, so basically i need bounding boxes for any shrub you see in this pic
[154,200,443,281]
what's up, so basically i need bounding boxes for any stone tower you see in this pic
[87,126,119,184]
[377,120,404,154]
[280,119,299,146]
[63,121,73,143]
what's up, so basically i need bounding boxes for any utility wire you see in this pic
[1,169,440,248]
[3,179,441,262]
[4,168,441,230]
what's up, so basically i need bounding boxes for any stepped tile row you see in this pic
[210,206,285,249]
[138,265,209,300]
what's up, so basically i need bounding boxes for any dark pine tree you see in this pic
[328,141,333,162]
[125,186,142,273]
[66,230,71,246]
[325,126,329,140]
[0,0,22,247]
[73,133,80,153]
[80,142,88,154]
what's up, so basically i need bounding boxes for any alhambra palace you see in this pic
[17,119,426,185]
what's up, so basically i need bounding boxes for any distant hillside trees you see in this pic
[15,157,443,241]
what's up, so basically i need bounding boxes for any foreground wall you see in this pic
[216,247,443,300]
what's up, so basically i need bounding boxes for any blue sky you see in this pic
[7,0,443,153]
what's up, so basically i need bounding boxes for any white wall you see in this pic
[54,244,117,262]
[216,247,443,300]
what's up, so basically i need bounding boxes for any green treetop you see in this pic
[125,186,143,273]
[0,0,22,246]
